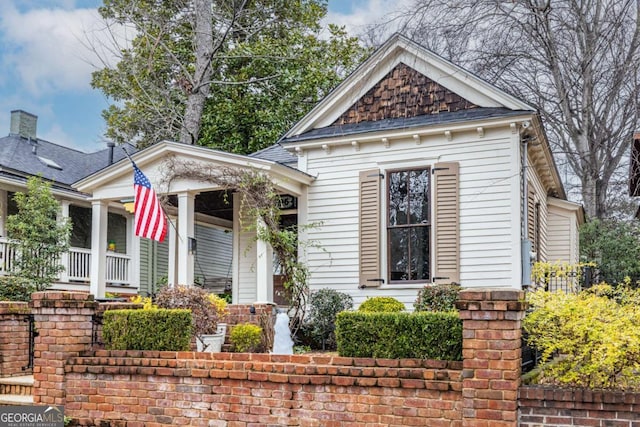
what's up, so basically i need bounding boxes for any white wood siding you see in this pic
[300,126,522,308]
[547,200,580,265]
[194,223,233,281]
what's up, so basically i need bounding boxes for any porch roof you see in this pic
[73,140,314,200]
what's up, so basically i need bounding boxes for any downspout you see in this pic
[521,122,532,288]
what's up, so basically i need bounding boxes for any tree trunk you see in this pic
[180,0,214,144]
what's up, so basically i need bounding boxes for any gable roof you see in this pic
[74,140,314,199]
[281,33,534,142]
[0,133,136,192]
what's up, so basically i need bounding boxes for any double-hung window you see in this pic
[387,168,430,283]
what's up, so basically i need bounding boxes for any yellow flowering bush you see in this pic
[524,287,640,389]
[130,295,157,310]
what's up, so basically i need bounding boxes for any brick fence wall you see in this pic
[519,386,640,426]
[0,301,31,376]
[65,351,463,426]
[17,289,640,426]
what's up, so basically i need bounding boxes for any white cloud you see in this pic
[0,1,130,96]
[324,0,414,41]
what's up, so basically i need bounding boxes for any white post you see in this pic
[0,189,7,236]
[177,192,195,286]
[58,201,70,283]
[90,200,108,298]
[126,214,139,289]
[167,215,178,287]
[255,217,273,303]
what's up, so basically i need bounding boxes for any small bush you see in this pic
[230,323,263,352]
[524,289,640,389]
[304,288,353,350]
[414,284,461,312]
[155,285,221,339]
[335,311,462,360]
[358,296,404,312]
[103,309,192,351]
[0,276,35,301]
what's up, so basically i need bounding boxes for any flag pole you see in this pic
[121,145,181,242]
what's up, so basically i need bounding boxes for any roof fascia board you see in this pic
[283,33,534,138]
[285,113,535,151]
[530,115,566,200]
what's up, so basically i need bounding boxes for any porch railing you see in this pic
[0,237,131,285]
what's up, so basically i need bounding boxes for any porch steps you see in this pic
[0,375,33,406]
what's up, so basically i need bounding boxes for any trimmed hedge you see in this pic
[335,311,462,360]
[358,296,405,312]
[103,309,192,351]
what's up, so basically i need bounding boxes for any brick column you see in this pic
[456,289,526,427]
[30,291,97,405]
[0,302,31,376]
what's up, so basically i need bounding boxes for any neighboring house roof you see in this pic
[0,133,136,192]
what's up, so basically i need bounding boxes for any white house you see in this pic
[0,34,582,308]
[73,34,582,308]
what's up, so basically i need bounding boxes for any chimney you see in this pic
[10,110,37,140]
[107,141,115,165]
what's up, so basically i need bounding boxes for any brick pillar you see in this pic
[456,289,526,427]
[30,291,97,405]
[0,302,31,376]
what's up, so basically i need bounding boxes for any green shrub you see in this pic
[524,289,640,389]
[0,276,35,301]
[358,296,404,312]
[335,311,462,360]
[103,309,192,351]
[414,284,460,312]
[230,323,263,352]
[304,288,353,350]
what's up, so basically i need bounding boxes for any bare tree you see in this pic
[376,0,640,219]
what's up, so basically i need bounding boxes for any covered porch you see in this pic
[73,141,312,301]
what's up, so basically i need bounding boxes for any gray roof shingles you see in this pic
[0,135,136,190]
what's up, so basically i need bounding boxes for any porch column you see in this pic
[167,215,178,287]
[0,189,6,236]
[177,192,195,285]
[90,200,108,298]
[256,217,273,303]
[126,214,139,289]
[58,201,70,283]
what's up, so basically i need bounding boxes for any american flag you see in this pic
[133,163,167,242]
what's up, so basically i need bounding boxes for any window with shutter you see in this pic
[359,170,383,287]
[433,162,460,284]
[358,162,460,287]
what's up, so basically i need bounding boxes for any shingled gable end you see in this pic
[333,63,478,126]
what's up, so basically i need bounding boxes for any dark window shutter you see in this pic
[433,162,460,284]
[359,169,382,287]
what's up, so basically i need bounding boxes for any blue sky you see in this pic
[0,0,405,152]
